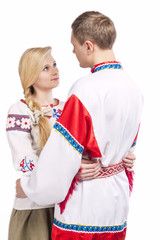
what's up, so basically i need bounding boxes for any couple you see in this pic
[7,11,143,240]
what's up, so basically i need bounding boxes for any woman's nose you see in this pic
[51,66,58,75]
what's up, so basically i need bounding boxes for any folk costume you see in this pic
[21,62,143,240]
[6,99,64,240]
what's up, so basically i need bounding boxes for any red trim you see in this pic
[57,94,102,159]
[58,176,79,214]
[51,225,126,240]
[132,124,140,145]
[56,94,102,213]
[125,124,141,195]
[91,61,121,73]
[125,169,134,195]
[20,99,26,104]
[42,99,60,107]
[20,98,60,107]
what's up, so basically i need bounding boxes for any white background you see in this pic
[0,0,159,239]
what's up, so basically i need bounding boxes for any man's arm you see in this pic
[19,94,101,206]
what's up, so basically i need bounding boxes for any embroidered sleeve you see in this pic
[6,104,38,172]
[20,95,101,206]
[6,114,31,133]
[55,94,102,158]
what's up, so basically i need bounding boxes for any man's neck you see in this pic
[91,49,116,68]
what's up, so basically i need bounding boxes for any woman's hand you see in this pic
[123,152,136,171]
[16,179,27,198]
[77,152,136,181]
[76,159,101,180]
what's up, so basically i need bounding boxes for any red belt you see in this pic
[95,162,124,179]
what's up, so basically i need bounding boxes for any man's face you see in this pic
[71,31,89,68]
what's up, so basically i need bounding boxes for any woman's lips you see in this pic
[51,77,59,81]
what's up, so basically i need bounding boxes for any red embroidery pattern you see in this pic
[20,156,35,172]
[94,162,124,179]
[6,114,31,133]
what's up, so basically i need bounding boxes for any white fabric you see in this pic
[20,68,143,226]
[69,69,143,165]
[21,128,82,205]
[55,69,143,227]
[6,100,64,210]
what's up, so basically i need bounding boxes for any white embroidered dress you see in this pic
[20,62,143,240]
[6,99,64,210]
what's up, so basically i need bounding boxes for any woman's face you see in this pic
[33,55,59,92]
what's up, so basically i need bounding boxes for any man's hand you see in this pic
[16,179,27,198]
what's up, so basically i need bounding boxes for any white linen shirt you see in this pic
[6,99,64,210]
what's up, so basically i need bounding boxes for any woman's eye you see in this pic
[53,62,57,67]
[43,66,49,71]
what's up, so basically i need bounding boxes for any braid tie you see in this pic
[32,106,53,125]
[24,87,52,149]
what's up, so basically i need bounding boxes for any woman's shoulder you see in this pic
[53,99,65,110]
[51,99,65,120]
[6,100,32,133]
[7,99,31,115]
[57,99,65,109]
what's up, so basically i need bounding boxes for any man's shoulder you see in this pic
[68,74,92,96]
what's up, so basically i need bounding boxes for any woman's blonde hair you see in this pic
[71,11,116,49]
[19,46,52,149]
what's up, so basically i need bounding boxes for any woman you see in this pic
[6,46,135,240]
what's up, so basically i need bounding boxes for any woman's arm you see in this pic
[77,152,136,180]
[16,179,26,198]
[6,102,38,173]
[76,159,101,180]
[16,152,136,197]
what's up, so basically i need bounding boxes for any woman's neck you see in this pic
[32,90,55,106]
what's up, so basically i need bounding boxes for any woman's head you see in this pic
[19,46,52,95]
[33,54,59,94]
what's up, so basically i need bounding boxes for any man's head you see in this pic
[71,11,116,68]
[71,11,116,50]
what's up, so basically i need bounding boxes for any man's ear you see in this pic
[85,40,94,54]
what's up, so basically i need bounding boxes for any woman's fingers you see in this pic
[77,160,101,180]
[123,152,136,171]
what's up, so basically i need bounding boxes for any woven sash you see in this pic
[94,162,124,179]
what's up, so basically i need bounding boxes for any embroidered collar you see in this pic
[42,99,59,108]
[91,61,123,73]
[20,99,60,108]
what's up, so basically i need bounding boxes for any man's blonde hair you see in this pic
[19,47,52,149]
[71,11,116,49]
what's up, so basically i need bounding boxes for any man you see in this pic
[17,11,143,239]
